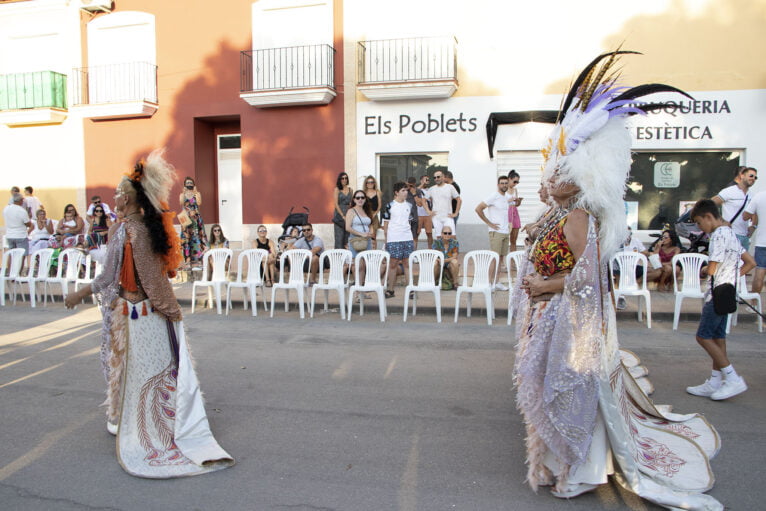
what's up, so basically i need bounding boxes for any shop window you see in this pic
[627,151,741,230]
[378,153,448,204]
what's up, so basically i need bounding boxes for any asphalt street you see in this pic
[0,303,764,511]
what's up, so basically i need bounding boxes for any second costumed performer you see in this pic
[510,51,723,509]
[66,150,234,478]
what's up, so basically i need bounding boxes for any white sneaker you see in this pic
[686,379,720,397]
[710,376,747,400]
[494,282,509,291]
[616,297,627,310]
[107,421,118,436]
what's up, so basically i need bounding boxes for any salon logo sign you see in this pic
[654,162,680,188]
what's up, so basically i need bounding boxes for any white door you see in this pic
[216,135,243,242]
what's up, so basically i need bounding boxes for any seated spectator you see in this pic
[253,224,277,287]
[432,225,460,289]
[56,204,85,248]
[28,208,54,256]
[208,224,229,249]
[86,195,115,223]
[289,223,326,285]
[645,229,682,291]
[86,204,112,248]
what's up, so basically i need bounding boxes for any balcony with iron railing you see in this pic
[0,70,68,126]
[357,36,458,100]
[71,62,158,119]
[240,44,336,107]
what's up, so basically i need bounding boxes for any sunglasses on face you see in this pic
[258,229,267,233]
[512,180,519,184]
[94,209,103,213]
[354,196,366,200]
[303,228,312,232]
[341,176,349,180]
[213,229,221,232]
[442,231,452,235]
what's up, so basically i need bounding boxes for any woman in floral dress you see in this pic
[179,176,208,269]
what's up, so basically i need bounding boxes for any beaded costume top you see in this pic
[532,217,575,277]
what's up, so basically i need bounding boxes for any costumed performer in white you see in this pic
[66,150,234,478]
[511,51,722,509]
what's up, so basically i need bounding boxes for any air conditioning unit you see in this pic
[80,0,113,13]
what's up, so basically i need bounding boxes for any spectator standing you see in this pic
[428,171,461,237]
[86,195,114,224]
[443,170,461,226]
[506,170,524,252]
[416,174,434,249]
[8,186,20,205]
[3,193,32,268]
[405,177,425,247]
[475,175,511,291]
[23,186,43,218]
[290,223,325,286]
[179,176,208,270]
[687,199,755,400]
[382,182,415,298]
[332,172,353,249]
[363,175,383,249]
[712,165,757,249]
[743,177,766,293]
[253,225,277,287]
[432,225,459,289]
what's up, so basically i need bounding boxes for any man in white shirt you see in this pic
[3,193,32,270]
[382,182,415,298]
[475,175,510,290]
[23,186,43,217]
[743,172,766,293]
[428,171,461,237]
[712,165,757,249]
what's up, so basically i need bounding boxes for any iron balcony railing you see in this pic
[0,70,67,110]
[71,62,158,105]
[240,44,335,92]
[358,36,457,84]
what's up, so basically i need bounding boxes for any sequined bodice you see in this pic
[532,217,575,277]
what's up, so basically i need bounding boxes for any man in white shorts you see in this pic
[428,170,460,238]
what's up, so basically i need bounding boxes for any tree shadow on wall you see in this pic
[545,0,766,93]
[158,39,346,226]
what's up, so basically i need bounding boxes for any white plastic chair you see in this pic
[14,248,54,308]
[270,249,312,318]
[403,249,443,323]
[226,248,269,316]
[455,250,499,325]
[728,274,762,333]
[191,248,232,315]
[0,248,26,306]
[74,254,104,305]
[348,250,389,322]
[610,251,652,328]
[44,248,86,306]
[310,249,352,319]
[506,250,527,325]
[672,253,709,330]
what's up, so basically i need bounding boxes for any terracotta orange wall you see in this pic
[83,0,345,225]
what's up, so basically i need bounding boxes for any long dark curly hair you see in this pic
[128,176,171,256]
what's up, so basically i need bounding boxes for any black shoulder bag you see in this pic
[712,274,737,315]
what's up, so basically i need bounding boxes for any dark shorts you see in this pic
[386,240,414,260]
[755,246,766,270]
[7,238,29,254]
[696,300,727,340]
[303,256,331,273]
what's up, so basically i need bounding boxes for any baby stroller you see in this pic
[675,210,709,254]
[279,206,310,242]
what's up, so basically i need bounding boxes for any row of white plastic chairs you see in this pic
[0,247,102,308]
[610,251,762,332]
[191,248,529,325]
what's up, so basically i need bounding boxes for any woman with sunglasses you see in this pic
[346,191,374,284]
[87,204,113,248]
[645,228,682,291]
[179,176,208,270]
[252,225,277,286]
[332,172,353,249]
[507,170,524,252]
[208,224,229,249]
[363,175,382,248]
[56,204,85,248]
